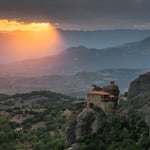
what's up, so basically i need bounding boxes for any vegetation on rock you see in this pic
[0,90,149,150]
[79,109,150,150]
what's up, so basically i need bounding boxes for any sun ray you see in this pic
[0,19,65,62]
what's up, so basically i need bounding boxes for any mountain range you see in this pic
[59,29,150,48]
[0,35,150,76]
[0,35,150,96]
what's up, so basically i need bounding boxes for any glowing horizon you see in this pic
[0,19,65,62]
[0,19,52,32]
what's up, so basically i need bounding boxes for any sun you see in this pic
[0,19,65,62]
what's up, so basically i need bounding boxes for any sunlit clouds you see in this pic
[0,20,65,62]
[0,20,52,32]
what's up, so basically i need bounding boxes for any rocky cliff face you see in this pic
[65,115,77,146]
[65,106,106,149]
[128,72,150,109]
[128,72,150,136]
[102,81,120,98]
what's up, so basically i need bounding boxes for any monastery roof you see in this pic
[88,90,116,99]
[88,90,110,95]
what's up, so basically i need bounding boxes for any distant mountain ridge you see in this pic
[1,29,150,62]
[0,36,150,76]
[0,69,147,97]
[59,29,150,48]
[0,36,150,96]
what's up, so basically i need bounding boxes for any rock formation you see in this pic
[65,81,120,149]
[128,72,150,136]
[102,81,120,98]
[65,106,106,149]
[65,115,77,146]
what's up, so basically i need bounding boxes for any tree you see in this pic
[92,84,102,91]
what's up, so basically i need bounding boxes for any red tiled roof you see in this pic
[88,90,116,99]
[88,90,110,96]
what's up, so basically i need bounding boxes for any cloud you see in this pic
[0,0,150,29]
[0,20,52,31]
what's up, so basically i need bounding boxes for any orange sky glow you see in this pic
[0,20,65,62]
[0,19,52,32]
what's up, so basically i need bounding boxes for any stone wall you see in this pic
[87,94,116,115]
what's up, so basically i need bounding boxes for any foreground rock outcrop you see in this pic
[65,106,106,149]
[128,72,150,136]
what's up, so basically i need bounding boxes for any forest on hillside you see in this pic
[0,91,149,150]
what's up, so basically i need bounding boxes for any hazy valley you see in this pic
[0,35,150,96]
[0,68,147,97]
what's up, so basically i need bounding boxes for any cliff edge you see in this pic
[128,72,150,136]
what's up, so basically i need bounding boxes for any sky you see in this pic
[0,0,150,62]
[0,0,150,30]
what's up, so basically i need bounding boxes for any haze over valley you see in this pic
[0,35,150,96]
